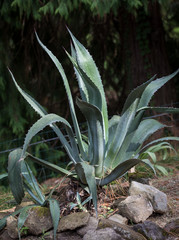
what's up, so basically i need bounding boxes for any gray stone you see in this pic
[108,214,128,225]
[43,230,82,240]
[129,181,167,213]
[76,216,98,236]
[164,218,179,235]
[0,230,14,240]
[58,212,90,232]
[97,218,147,240]
[24,206,53,235]
[117,195,153,223]
[133,221,177,240]
[6,216,19,239]
[83,228,119,240]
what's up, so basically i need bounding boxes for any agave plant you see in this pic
[3,29,179,231]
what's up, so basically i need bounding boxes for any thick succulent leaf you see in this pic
[68,29,108,142]
[0,173,8,180]
[49,199,60,240]
[139,136,179,153]
[75,162,98,215]
[0,204,37,231]
[18,207,30,239]
[107,115,121,152]
[76,98,105,177]
[8,149,25,204]
[138,69,179,109]
[122,74,156,114]
[97,159,141,186]
[71,43,88,102]
[35,32,86,160]
[9,69,80,163]
[22,162,45,205]
[21,114,78,163]
[112,119,165,167]
[27,152,73,176]
[155,165,168,175]
[105,99,139,169]
[9,69,47,117]
[66,49,102,111]
[141,159,156,174]
[137,106,179,114]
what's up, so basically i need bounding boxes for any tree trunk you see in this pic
[118,1,176,106]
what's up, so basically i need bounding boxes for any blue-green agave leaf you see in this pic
[122,74,156,114]
[97,159,141,186]
[139,137,179,153]
[127,119,166,156]
[8,69,47,117]
[141,159,156,175]
[27,152,73,176]
[35,32,86,159]
[137,106,179,114]
[75,162,97,215]
[0,204,37,231]
[21,114,79,163]
[18,207,30,239]
[105,99,139,169]
[138,69,179,109]
[8,149,25,204]
[76,98,105,177]
[9,69,79,163]
[49,199,60,240]
[68,29,108,142]
[22,162,45,205]
[0,173,8,180]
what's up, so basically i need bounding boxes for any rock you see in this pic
[76,216,98,236]
[133,221,177,240]
[83,228,120,240]
[0,230,14,240]
[117,195,153,223]
[24,206,53,235]
[164,218,179,235]
[108,214,128,225]
[42,230,82,240]
[129,181,167,213]
[6,216,19,239]
[15,201,34,212]
[58,212,90,232]
[97,218,147,240]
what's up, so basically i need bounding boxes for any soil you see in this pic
[41,169,179,228]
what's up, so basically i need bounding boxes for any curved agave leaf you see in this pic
[97,159,141,186]
[8,69,47,117]
[137,106,179,114]
[76,98,105,177]
[0,173,8,180]
[111,119,166,168]
[139,136,179,153]
[119,119,166,163]
[122,74,156,114]
[27,153,73,176]
[0,204,37,231]
[107,115,121,152]
[105,99,139,169]
[9,70,80,164]
[22,162,45,205]
[68,29,108,142]
[35,32,86,159]
[75,162,97,216]
[138,69,179,109]
[8,149,25,204]
[68,45,102,108]
[18,207,30,239]
[21,114,79,164]
[49,199,60,240]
